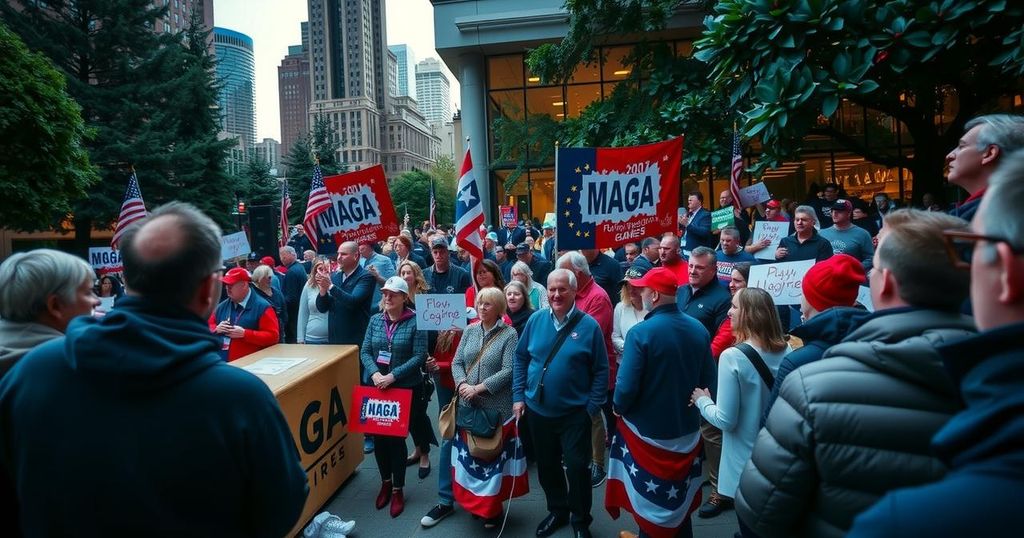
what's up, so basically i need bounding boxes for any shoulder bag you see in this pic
[438,325,505,440]
[736,342,775,389]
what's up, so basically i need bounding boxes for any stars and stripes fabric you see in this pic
[451,417,530,518]
[605,417,703,538]
[302,163,332,245]
[279,179,292,247]
[429,177,437,230]
[111,172,147,250]
[729,128,744,207]
[455,146,485,282]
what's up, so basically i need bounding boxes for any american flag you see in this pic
[428,177,437,230]
[111,171,147,250]
[452,418,529,518]
[455,146,485,283]
[279,179,292,247]
[302,163,332,244]
[729,128,744,208]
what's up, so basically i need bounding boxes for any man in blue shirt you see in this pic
[715,226,757,283]
[514,269,608,538]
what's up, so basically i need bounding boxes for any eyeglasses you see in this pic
[942,229,1024,270]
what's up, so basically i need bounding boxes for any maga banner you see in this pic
[348,385,412,438]
[318,165,400,244]
[557,137,683,250]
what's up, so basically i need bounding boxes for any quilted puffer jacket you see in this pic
[735,307,975,538]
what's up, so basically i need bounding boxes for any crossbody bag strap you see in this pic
[736,342,775,389]
[536,311,585,394]
[464,326,505,384]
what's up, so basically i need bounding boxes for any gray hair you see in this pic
[965,114,1024,158]
[279,245,296,257]
[120,202,222,307]
[794,205,818,224]
[984,148,1024,251]
[547,268,578,291]
[719,226,740,241]
[510,260,533,278]
[556,250,591,277]
[251,264,274,284]
[0,249,94,322]
[690,246,718,264]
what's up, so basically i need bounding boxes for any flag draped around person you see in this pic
[451,417,529,519]
[111,171,147,250]
[455,144,485,284]
[556,137,683,251]
[605,417,703,538]
[279,179,292,247]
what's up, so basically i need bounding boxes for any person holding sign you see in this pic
[775,206,834,263]
[360,276,428,519]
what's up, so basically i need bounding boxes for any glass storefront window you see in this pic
[566,84,602,118]
[526,86,566,120]
[602,46,632,80]
[488,89,524,121]
[488,54,524,90]
[570,61,601,84]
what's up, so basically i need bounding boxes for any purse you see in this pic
[438,326,505,440]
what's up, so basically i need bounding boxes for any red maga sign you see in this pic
[348,385,413,437]
[317,165,401,244]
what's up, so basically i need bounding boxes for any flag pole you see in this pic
[553,139,560,257]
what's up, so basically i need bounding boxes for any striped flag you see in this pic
[452,417,530,518]
[111,171,147,250]
[279,179,292,247]
[428,177,437,230]
[455,146,484,282]
[302,163,332,245]
[729,128,743,207]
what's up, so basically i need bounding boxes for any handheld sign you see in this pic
[557,137,683,250]
[88,247,123,275]
[857,286,875,312]
[711,207,735,231]
[348,385,412,437]
[318,165,400,244]
[221,231,251,261]
[751,221,789,260]
[499,205,518,228]
[748,259,816,306]
[415,294,467,330]
[737,182,771,208]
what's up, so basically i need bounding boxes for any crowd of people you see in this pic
[0,113,1022,537]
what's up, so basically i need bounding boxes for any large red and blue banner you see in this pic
[315,165,401,245]
[605,416,703,538]
[451,417,529,518]
[557,137,683,250]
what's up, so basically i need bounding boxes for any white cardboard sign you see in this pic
[221,231,252,261]
[748,259,816,306]
[751,221,789,260]
[856,286,875,312]
[738,182,771,208]
[415,294,467,330]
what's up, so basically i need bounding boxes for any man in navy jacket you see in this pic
[278,246,308,343]
[315,240,375,346]
[680,192,713,259]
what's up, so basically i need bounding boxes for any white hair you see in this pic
[279,245,296,257]
[0,249,94,322]
[556,250,591,277]
[794,205,818,224]
[511,260,532,278]
[547,268,578,291]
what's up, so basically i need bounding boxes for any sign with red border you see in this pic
[348,385,412,437]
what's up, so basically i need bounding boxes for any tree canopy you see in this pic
[283,113,346,224]
[0,22,97,231]
[387,167,457,228]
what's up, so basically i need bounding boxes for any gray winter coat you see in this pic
[735,308,975,538]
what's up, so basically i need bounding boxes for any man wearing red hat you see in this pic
[610,267,716,538]
[209,267,280,362]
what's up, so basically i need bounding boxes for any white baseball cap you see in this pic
[381,275,409,295]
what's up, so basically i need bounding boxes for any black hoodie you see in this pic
[0,297,308,537]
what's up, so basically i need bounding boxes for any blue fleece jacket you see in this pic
[0,297,308,537]
[513,307,608,417]
[847,321,1024,537]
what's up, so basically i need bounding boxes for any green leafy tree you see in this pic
[388,169,450,226]
[240,156,279,206]
[427,155,458,225]
[283,113,346,223]
[695,0,1024,200]
[2,2,236,251]
[0,22,98,231]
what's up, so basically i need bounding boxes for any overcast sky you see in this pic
[212,0,458,141]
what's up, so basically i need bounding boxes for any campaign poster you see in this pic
[88,247,123,275]
[499,205,518,228]
[711,207,735,231]
[318,165,400,245]
[748,259,816,306]
[348,385,412,437]
[556,137,683,250]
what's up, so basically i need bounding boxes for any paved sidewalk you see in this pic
[320,398,739,538]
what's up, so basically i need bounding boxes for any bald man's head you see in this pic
[121,202,222,310]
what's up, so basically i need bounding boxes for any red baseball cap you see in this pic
[628,267,678,295]
[260,256,275,266]
[221,267,251,285]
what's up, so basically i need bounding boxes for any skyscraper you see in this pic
[213,27,256,152]
[415,57,451,126]
[307,0,389,170]
[388,44,416,100]
[278,22,311,163]
[154,0,214,36]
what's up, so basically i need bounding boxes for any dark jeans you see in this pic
[374,383,426,488]
[529,407,593,526]
[409,374,437,455]
[285,303,299,343]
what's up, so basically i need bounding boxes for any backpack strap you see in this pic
[736,343,775,389]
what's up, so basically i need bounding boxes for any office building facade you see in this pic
[213,26,257,156]
[414,57,451,126]
[388,44,417,99]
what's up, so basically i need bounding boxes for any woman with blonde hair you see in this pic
[297,257,331,344]
[691,287,790,537]
[397,260,430,303]
[510,261,548,310]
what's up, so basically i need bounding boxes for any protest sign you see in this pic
[317,165,400,244]
[415,294,467,331]
[348,385,412,437]
[857,286,875,312]
[748,259,816,305]
[220,231,251,261]
[499,205,518,228]
[557,137,683,250]
[738,182,771,208]
[751,221,789,260]
[88,247,123,275]
[711,207,735,231]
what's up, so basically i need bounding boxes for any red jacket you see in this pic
[208,296,280,362]
[711,316,734,360]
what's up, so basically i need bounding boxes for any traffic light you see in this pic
[237,201,246,214]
